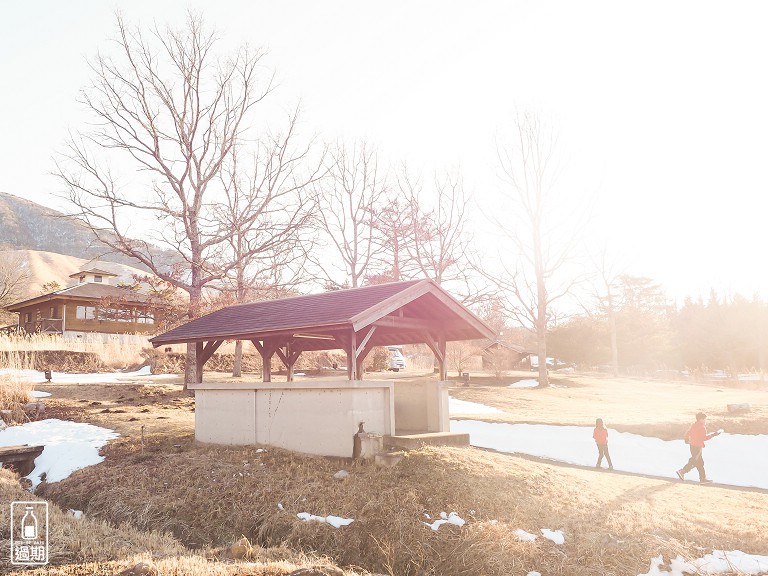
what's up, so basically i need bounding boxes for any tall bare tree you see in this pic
[311,141,387,288]
[54,14,314,384]
[488,112,583,387]
[398,168,481,302]
[586,248,624,377]
[216,118,321,375]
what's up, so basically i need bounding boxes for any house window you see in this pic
[79,275,86,283]
[94,275,103,283]
[75,305,96,320]
[49,306,57,318]
[24,312,31,323]
[136,312,155,324]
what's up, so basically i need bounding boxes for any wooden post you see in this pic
[195,341,204,383]
[349,330,357,381]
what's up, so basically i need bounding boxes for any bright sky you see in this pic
[2,1,768,303]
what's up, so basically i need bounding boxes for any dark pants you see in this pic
[681,445,706,480]
[596,443,612,468]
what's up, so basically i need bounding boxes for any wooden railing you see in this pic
[20,318,64,335]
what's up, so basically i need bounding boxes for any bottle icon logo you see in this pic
[21,506,38,540]
[10,501,48,565]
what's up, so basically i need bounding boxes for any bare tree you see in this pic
[54,14,314,384]
[586,248,625,377]
[311,141,387,288]
[216,111,322,375]
[390,167,486,305]
[0,252,30,325]
[487,112,584,387]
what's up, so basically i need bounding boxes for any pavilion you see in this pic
[150,279,495,457]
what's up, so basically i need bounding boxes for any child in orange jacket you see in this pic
[593,418,613,470]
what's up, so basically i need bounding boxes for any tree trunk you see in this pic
[233,340,243,377]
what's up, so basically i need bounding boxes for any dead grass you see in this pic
[39,436,768,575]
[0,333,146,369]
[0,468,361,576]
[451,371,768,439]
[0,358,35,420]
[16,370,768,575]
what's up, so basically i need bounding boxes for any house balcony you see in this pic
[21,318,64,335]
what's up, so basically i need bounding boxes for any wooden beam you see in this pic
[422,331,447,380]
[355,326,376,357]
[199,340,224,365]
[371,316,438,332]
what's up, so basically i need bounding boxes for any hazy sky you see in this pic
[2,1,767,302]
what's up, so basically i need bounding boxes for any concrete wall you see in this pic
[189,380,394,458]
[393,380,450,434]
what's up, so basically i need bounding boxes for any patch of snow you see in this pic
[541,528,565,544]
[0,366,175,384]
[515,528,538,541]
[294,372,306,376]
[277,503,284,511]
[527,572,542,576]
[639,552,768,576]
[508,379,539,388]
[450,418,768,490]
[424,512,466,530]
[68,509,83,520]
[297,512,354,528]
[30,390,51,398]
[449,398,503,415]
[0,418,118,487]
[334,470,349,479]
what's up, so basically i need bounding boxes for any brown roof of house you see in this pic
[150,279,495,350]
[481,339,535,355]
[68,268,118,278]
[6,283,155,311]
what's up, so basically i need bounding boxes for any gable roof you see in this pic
[150,279,495,350]
[6,283,155,312]
[68,268,118,278]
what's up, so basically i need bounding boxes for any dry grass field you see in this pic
[451,371,768,439]
[4,368,768,575]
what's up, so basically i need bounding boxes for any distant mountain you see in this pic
[0,191,175,270]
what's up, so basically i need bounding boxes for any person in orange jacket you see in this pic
[593,418,613,470]
[676,411,721,483]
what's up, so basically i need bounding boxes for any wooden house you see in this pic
[6,267,161,337]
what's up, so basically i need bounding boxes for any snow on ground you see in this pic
[423,511,466,531]
[508,379,539,388]
[449,396,768,490]
[641,551,768,575]
[450,419,768,490]
[30,390,52,398]
[448,397,503,414]
[540,528,565,545]
[297,512,354,528]
[0,419,118,487]
[0,366,176,384]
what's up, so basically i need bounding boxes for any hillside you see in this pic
[0,191,175,270]
[8,249,151,299]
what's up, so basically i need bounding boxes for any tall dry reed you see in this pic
[0,333,147,369]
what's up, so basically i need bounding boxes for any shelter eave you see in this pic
[149,321,353,347]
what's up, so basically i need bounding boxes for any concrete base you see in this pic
[190,380,394,458]
[384,432,470,450]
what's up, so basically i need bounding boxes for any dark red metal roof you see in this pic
[150,279,495,348]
